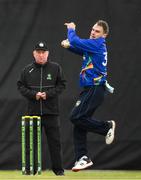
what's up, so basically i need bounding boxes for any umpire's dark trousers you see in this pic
[41,115,64,173]
[70,85,110,160]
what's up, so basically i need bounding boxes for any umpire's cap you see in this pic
[34,41,48,51]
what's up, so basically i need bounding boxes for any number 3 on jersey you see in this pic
[102,52,107,66]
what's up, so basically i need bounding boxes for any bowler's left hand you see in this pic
[64,22,76,30]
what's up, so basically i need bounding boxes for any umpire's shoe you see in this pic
[54,170,65,176]
[105,120,116,144]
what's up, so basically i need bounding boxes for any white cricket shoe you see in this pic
[72,156,93,172]
[105,120,116,144]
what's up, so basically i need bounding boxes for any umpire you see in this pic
[17,41,66,175]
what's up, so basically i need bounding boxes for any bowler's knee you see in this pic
[69,113,79,124]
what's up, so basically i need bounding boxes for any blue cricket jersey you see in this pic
[67,28,107,87]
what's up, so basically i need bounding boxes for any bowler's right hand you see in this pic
[61,39,70,48]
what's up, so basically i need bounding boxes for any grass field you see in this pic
[0,170,141,180]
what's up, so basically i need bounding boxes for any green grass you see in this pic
[0,170,141,180]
